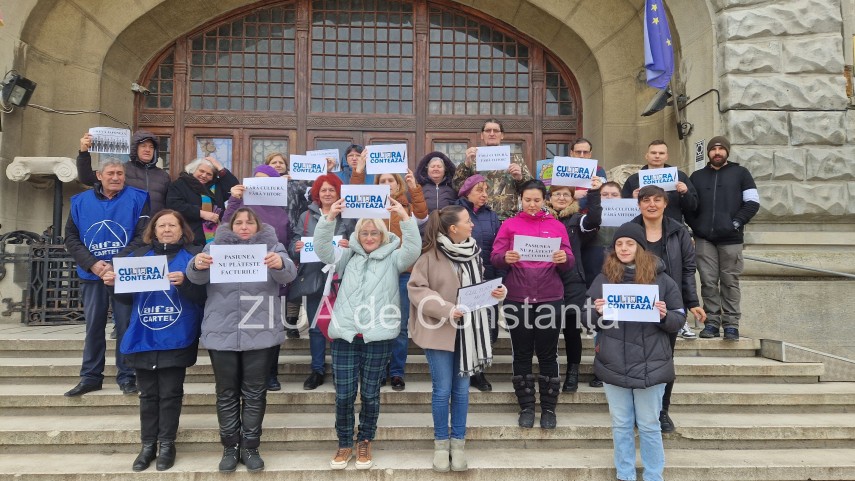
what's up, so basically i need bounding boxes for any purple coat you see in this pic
[223,197,290,248]
[490,209,575,303]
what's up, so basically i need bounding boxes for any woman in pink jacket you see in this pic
[490,179,574,430]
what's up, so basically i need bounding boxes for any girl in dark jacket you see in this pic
[545,176,603,393]
[586,222,685,481]
[166,157,239,245]
[453,174,501,392]
[416,151,457,213]
[630,185,707,433]
[103,210,206,472]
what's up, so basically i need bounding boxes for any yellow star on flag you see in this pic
[666,39,672,46]
[651,3,658,11]
[652,17,659,25]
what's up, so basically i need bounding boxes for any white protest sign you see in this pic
[601,199,642,227]
[243,177,288,206]
[457,277,504,313]
[366,144,408,174]
[209,244,268,284]
[300,235,343,264]
[602,283,660,323]
[512,235,562,262]
[88,127,131,155]
[341,184,390,219]
[307,148,340,172]
[476,145,511,172]
[113,255,170,294]
[551,157,598,188]
[639,167,679,191]
[289,154,326,181]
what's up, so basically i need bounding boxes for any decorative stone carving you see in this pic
[725,111,788,145]
[790,112,847,146]
[789,182,850,215]
[754,181,792,218]
[772,149,806,181]
[606,164,641,188]
[805,148,855,181]
[737,147,774,181]
[6,157,78,183]
[718,0,842,41]
[721,75,849,110]
[782,36,845,74]
[722,41,780,74]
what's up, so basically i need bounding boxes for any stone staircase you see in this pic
[0,324,853,480]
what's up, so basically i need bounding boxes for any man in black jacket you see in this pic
[622,140,698,224]
[686,137,760,341]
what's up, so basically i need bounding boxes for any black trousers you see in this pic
[208,347,278,448]
[505,300,563,378]
[137,366,186,443]
[662,331,678,411]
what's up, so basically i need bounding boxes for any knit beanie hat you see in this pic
[253,164,280,177]
[612,222,648,251]
[707,136,730,156]
[458,174,487,198]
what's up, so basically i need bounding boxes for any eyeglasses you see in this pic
[572,150,591,156]
[482,128,502,134]
[359,231,382,238]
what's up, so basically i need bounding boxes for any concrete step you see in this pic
[0,354,822,385]
[0,336,762,358]
[2,382,853,416]
[3,412,855,453]
[0,449,854,480]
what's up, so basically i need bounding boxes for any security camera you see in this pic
[131,83,150,96]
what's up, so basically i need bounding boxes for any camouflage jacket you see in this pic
[452,152,532,221]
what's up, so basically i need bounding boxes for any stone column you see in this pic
[711,0,855,358]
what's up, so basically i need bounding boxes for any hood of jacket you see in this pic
[416,151,456,187]
[213,223,280,250]
[129,130,160,168]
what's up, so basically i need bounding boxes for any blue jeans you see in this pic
[389,272,410,378]
[424,347,470,440]
[305,295,325,374]
[80,281,135,386]
[331,337,392,447]
[603,382,666,481]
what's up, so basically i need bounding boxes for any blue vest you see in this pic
[70,186,149,280]
[120,248,203,355]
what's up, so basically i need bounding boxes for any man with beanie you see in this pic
[78,130,172,213]
[686,136,760,341]
[452,119,532,221]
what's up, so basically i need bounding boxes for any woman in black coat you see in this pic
[630,185,707,433]
[545,176,602,393]
[166,156,238,245]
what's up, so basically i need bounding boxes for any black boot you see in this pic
[512,374,536,428]
[285,315,300,339]
[538,375,561,429]
[132,442,157,472]
[562,364,580,393]
[470,372,492,392]
[219,443,240,472]
[156,442,176,471]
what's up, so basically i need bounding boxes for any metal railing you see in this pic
[744,255,855,279]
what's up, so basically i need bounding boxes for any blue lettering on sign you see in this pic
[606,294,653,310]
[293,163,325,173]
[369,151,404,163]
[555,165,592,179]
[642,173,676,184]
[117,265,165,282]
[344,194,385,209]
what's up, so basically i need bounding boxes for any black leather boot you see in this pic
[132,442,157,472]
[538,375,561,429]
[562,364,580,393]
[512,374,536,428]
[219,443,240,472]
[156,442,176,471]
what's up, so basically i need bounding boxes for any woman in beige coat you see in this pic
[407,205,506,472]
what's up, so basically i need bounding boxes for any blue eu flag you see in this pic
[644,0,674,89]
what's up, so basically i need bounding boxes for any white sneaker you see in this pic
[679,322,697,338]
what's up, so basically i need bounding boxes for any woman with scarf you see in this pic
[491,179,574,430]
[545,177,603,393]
[408,205,506,472]
[166,156,239,245]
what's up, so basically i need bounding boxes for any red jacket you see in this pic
[491,210,574,303]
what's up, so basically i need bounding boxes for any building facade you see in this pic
[1,0,854,355]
